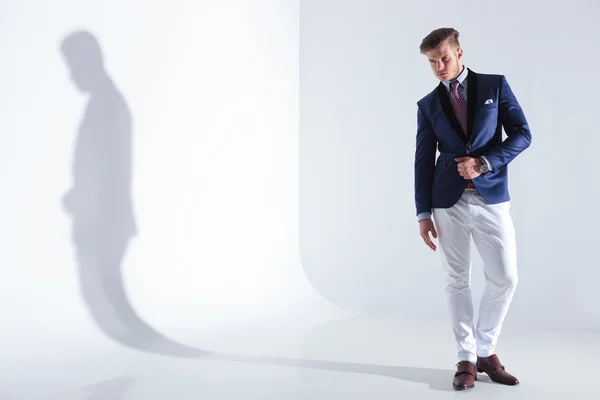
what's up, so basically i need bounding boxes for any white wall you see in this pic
[3,0,599,397]
[300,0,600,332]
[0,1,353,398]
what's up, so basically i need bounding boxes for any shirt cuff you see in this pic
[417,212,431,221]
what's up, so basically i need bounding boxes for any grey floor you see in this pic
[32,313,600,399]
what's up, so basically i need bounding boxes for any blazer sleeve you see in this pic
[482,75,532,170]
[414,104,437,216]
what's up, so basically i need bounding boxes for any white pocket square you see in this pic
[484,98,494,105]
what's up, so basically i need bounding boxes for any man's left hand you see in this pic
[455,157,484,179]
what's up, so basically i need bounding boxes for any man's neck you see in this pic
[451,65,465,81]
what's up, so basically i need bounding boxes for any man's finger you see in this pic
[455,157,468,162]
[422,232,436,251]
[428,237,437,251]
[431,226,438,239]
[421,232,430,245]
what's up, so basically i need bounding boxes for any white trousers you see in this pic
[433,188,518,362]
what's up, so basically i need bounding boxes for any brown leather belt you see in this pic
[465,180,476,189]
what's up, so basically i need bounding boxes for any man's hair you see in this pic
[419,28,460,54]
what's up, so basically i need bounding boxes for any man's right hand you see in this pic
[419,219,438,251]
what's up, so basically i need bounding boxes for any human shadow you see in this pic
[52,357,456,395]
[59,30,208,358]
[51,356,457,397]
[211,353,456,392]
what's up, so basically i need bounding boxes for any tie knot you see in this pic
[450,80,460,92]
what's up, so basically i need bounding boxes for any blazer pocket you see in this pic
[478,102,498,110]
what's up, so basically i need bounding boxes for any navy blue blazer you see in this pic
[414,68,532,218]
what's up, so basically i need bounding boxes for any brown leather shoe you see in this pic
[453,361,477,390]
[477,354,519,385]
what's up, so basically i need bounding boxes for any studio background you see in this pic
[1,0,598,398]
[0,1,354,398]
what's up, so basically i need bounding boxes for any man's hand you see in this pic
[455,156,484,179]
[419,219,438,251]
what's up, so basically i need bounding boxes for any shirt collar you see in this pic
[442,66,468,91]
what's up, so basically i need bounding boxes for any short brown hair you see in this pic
[419,28,460,54]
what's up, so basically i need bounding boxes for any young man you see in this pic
[413,28,531,390]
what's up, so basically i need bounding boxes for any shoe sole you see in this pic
[453,383,475,390]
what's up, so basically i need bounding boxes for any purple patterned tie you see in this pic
[450,80,468,135]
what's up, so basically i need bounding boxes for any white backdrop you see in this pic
[0,1,355,398]
[2,0,600,398]
[300,0,600,332]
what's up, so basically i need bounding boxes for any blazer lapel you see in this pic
[466,68,478,140]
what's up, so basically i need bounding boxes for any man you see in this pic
[414,28,531,390]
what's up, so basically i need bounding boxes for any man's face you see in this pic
[425,43,463,82]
